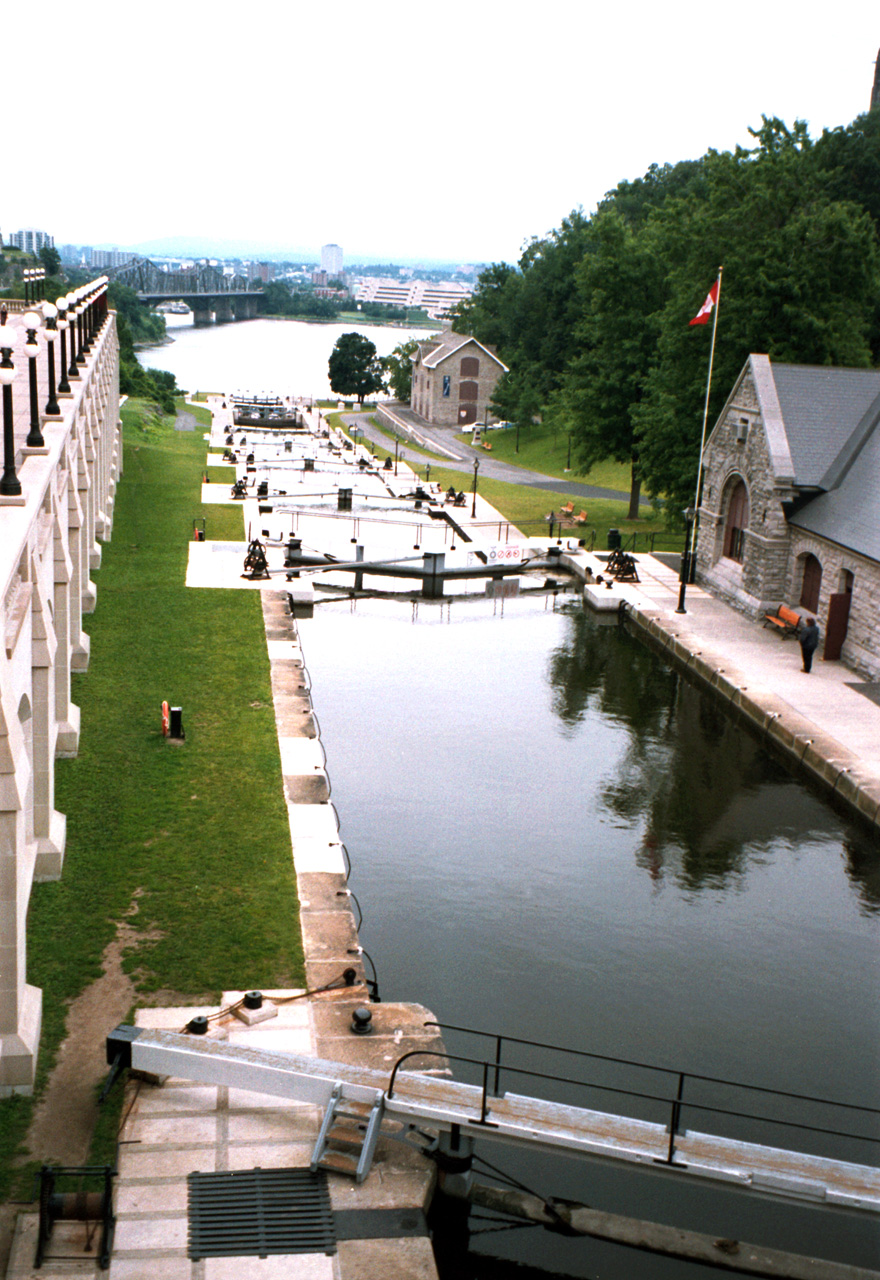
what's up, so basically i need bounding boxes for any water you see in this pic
[140,323,880,1274]
[296,596,880,1277]
[141,314,436,400]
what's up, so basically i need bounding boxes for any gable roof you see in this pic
[412,332,508,372]
[745,357,880,560]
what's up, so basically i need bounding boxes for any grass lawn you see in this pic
[0,397,304,1198]
[427,465,682,553]
[455,423,638,494]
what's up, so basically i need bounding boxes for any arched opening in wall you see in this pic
[460,356,480,377]
[825,567,854,661]
[722,479,749,562]
[839,568,854,595]
[800,553,822,613]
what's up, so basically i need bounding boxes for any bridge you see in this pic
[107,255,263,324]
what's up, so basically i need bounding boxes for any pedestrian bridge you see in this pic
[107,1024,880,1214]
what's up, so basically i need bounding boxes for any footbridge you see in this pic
[107,1024,880,1215]
[107,256,263,323]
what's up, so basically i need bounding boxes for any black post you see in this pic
[675,510,695,614]
[76,301,85,364]
[44,316,60,416]
[471,459,479,518]
[0,333,21,496]
[515,420,519,453]
[24,322,44,447]
[57,304,71,394]
[67,296,79,379]
[566,433,572,471]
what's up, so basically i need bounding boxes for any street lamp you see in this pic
[65,292,79,380]
[675,507,696,614]
[56,296,71,394]
[565,433,572,472]
[23,310,45,447]
[42,301,60,415]
[515,420,520,453]
[471,457,480,518]
[0,323,21,496]
[74,289,86,364]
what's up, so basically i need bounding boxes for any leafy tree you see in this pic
[382,338,419,401]
[39,245,62,276]
[328,332,386,404]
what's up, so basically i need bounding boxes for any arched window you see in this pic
[722,480,749,562]
[459,380,478,402]
[461,356,480,377]
[800,554,822,612]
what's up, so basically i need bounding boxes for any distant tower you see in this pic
[873,49,880,111]
[321,243,343,278]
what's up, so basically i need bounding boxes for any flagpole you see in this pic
[676,265,723,614]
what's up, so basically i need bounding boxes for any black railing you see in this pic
[385,1021,880,1167]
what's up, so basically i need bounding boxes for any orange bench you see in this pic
[763,604,801,637]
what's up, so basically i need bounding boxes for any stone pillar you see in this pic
[192,303,213,326]
[31,572,65,881]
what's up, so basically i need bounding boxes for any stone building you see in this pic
[410,331,507,427]
[0,283,120,1091]
[695,354,880,678]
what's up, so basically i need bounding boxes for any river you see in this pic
[138,321,880,1278]
[140,313,436,400]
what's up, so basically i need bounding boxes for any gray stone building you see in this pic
[410,332,507,427]
[695,354,880,678]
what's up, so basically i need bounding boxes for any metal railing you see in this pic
[387,1021,880,1166]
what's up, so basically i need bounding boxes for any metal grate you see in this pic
[188,1168,335,1259]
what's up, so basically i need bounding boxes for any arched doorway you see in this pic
[799,553,822,614]
[824,568,854,661]
[722,479,749,562]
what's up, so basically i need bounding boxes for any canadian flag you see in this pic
[689,280,719,326]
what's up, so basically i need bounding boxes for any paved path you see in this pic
[344,406,647,505]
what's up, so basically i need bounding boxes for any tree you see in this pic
[382,338,419,401]
[328,332,386,405]
[39,245,61,276]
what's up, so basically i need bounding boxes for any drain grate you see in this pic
[188,1168,335,1259]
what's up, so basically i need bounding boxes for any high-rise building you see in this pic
[8,228,54,254]
[321,243,343,278]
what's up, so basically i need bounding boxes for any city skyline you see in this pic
[3,1,878,265]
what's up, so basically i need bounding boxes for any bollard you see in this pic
[169,707,185,740]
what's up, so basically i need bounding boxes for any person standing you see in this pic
[799,616,820,672]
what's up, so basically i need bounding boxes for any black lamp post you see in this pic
[471,457,480,518]
[0,323,21,496]
[22,311,45,447]
[566,433,572,472]
[394,435,399,476]
[56,297,71,394]
[74,290,86,365]
[675,507,696,614]
[515,420,520,453]
[42,301,60,416]
[66,291,79,380]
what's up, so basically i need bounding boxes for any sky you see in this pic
[4,1,879,265]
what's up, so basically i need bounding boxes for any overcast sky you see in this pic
[5,2,878,264]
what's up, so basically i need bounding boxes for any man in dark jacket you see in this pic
[799,617,820,673]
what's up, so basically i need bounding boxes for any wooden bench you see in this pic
[560,501,574,517]
[763,604,801,637]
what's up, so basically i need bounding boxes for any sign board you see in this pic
[467,545,524,567]
[486,578,520,599]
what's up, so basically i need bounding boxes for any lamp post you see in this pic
[42,301,60,416]
[471,457,480,518]
[56,297,71,394]
[515,420,520,453]
[66,292,79,380]
[74,290,86,365]
[394,435,399,476]
[0,324,21,496]
[566,433,572,472]
[675,507,696,614]
[23,311,45,447]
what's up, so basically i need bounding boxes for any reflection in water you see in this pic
[546,607,879,901]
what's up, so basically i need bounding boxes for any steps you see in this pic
[310,1082,385,1183]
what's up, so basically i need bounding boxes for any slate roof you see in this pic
[770,364,880,487]
[760,362,880,561]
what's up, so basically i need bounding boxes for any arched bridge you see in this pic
[107,256,263,324]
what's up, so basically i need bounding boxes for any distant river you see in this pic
[138,313,437,400]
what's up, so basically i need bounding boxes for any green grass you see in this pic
[426,465,681,553]
[455,424,637,494]
[0,397,304,1199]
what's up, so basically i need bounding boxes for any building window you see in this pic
[722,479,749,562]
[459,380,478,402]
[443,375,451,398]
[461,356,480,377]
[800,554,822,613]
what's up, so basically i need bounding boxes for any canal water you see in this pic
[296,595,880,1278]
[139,323,880,1275]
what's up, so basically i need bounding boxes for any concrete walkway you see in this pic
[570,549,880,828]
